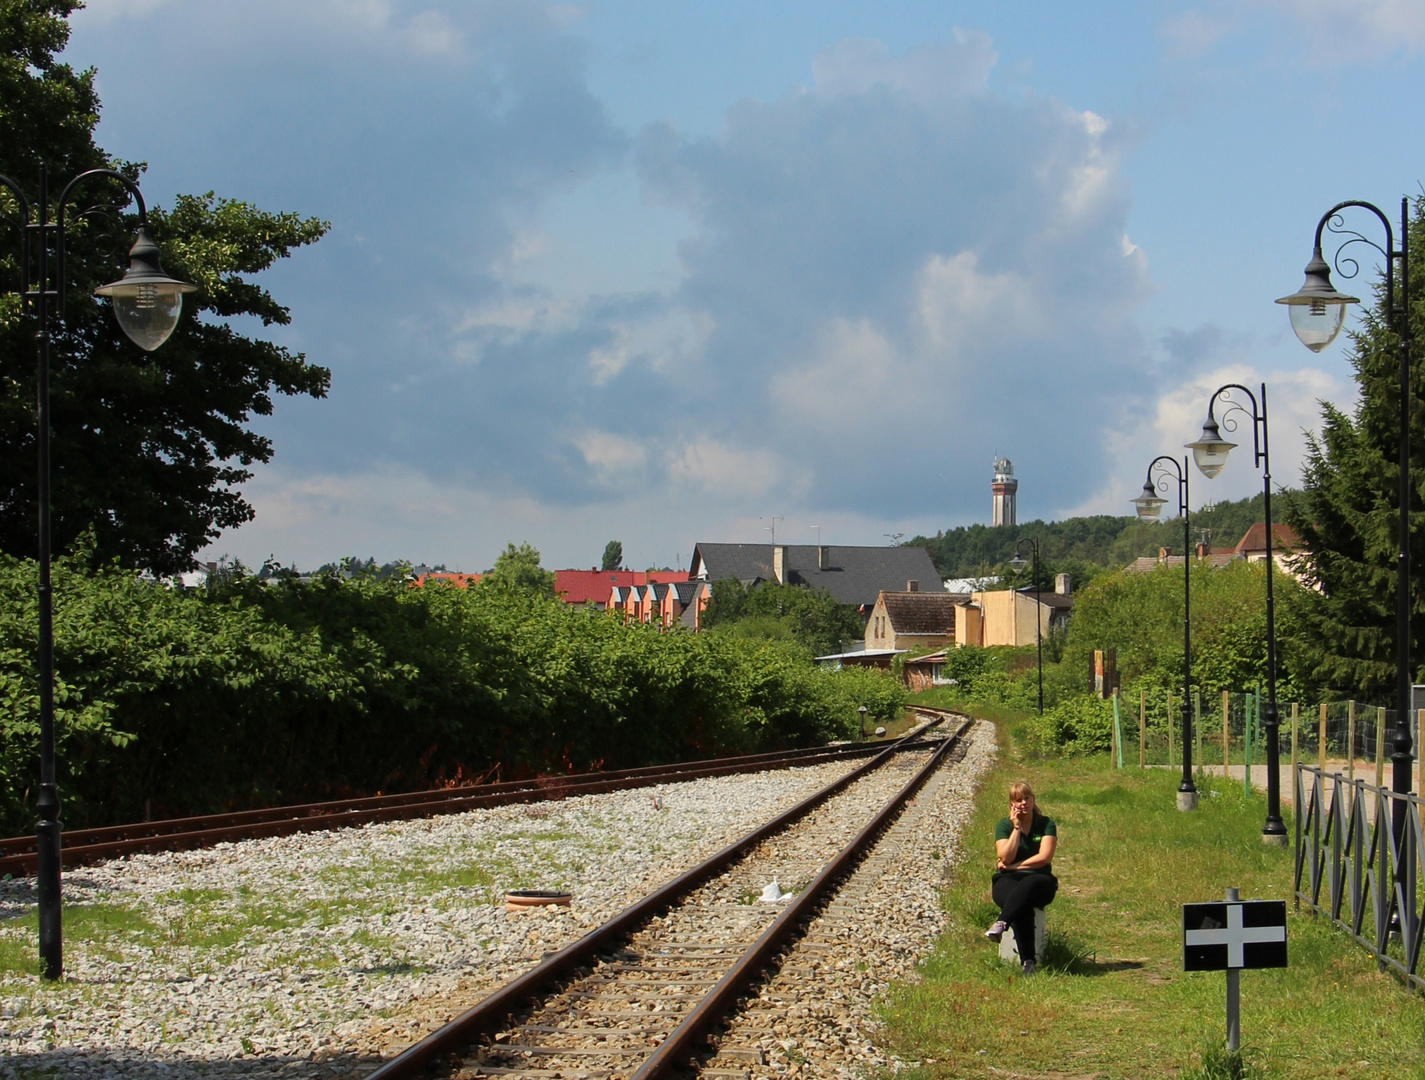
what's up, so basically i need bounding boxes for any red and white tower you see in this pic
[991,457,1017,527]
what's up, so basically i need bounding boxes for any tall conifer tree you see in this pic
[1284,196,1425,700]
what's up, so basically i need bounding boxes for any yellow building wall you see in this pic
[972,590,1050,647]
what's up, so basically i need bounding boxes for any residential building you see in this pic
[1123,524,1301,574]
[555,569,689,610]
[689,542,940,609]
[609,578,709,630]
[952,576,1072,647]
[864,587,958,651]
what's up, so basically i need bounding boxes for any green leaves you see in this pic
[0,557,900,833]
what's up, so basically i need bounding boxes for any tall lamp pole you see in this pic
[0,165,196,979]
[1008,538,1044,714]
[1185,383,1285,843]
[1131,456,1198,811]
[1276,198,1414,854]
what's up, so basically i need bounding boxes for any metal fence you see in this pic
[1118,692,1405,790]
[1294,762,1424,988]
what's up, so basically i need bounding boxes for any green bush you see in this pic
[0,554,905,834]
[1023,695,1115,756]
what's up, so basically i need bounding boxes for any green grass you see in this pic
[878,720,1425,1079]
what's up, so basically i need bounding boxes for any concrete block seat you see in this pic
[998,908,1047,965]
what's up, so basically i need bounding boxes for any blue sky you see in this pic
[70,0,1425,571]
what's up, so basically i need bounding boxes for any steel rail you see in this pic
[363,712,967,1080]
[630,718,968,1080]
[0,731,944,876]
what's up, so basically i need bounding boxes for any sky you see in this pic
[67,0,1425,572]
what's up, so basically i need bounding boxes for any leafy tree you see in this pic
[0,1,328,573]
[702,579,864,656]
[600,540,623,572]
[1284,196,1425,702]
[482,542,555,597]
[909,492,1295,580]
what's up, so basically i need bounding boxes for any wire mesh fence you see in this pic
[1111,691,1417,793]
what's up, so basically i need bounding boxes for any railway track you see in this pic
[365,709,974,1080]
[0,729,943,877]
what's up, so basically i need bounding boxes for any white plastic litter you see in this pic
[758,879,792,903]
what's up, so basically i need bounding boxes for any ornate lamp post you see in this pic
[1131,456,1198,811]
[1008,538,1044,714]
[0,165,195,979]
[1277,198,1414,855]
[1185,383,1286,844]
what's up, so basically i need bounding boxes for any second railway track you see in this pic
[368,712,975,1080]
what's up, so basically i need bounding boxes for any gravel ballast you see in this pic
[0,724,996,1079]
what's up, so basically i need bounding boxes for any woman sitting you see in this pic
[984,780,1057,974]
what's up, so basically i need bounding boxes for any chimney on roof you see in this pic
[818,545,830,569]
[1158,546,1170,561]
[773,545,786,584]
[907,580,919,592]
[1055,573,1070,596]
[1196,542,1208,559]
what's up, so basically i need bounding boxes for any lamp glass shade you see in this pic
[1131,485,1167,522]
[1185,421,1236,480]
[1275,247,1358,354]
[1287,299,1349,353]
[1008,554,1029,575]
[109,284,186,352]
[94,226,197,352]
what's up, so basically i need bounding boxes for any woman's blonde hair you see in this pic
[1008,781,1035,803]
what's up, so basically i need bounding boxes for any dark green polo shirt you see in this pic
[993,813,1056,880]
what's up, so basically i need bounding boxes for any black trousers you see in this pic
[991,873,1057,963]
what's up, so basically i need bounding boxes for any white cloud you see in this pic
[666,440,809,501]
[1066,361,1354,518]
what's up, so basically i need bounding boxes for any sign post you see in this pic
[1182,887,1287,1053]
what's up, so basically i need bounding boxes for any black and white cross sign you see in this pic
[1182,900,1287,971]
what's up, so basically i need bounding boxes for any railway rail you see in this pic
[365,709,974,1080]
[0,710,955,877]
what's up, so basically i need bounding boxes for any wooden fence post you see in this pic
[1375,707,1386,788]
[1168,690,1174,769]
[1291,703,1299,778]
[1347,700,1355,783]
[1222,690,1230,776]
[1195,691,1203,777]
[1140,688,1146,769]
[1318,703,1327,773]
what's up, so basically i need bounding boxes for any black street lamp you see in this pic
[1277,198,1414,854]
[1131,456,1198,811]
[1186,383,1286,844]
[0,165,195,980]
[1008,538,1044,714]
[858,704,869,739]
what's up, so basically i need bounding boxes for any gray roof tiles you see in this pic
[691,543,940,608]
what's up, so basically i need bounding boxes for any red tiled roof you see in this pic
[555,570,642,605]
[1234,523,1299,556]
[413,572,481,588]
[647,570,690,584]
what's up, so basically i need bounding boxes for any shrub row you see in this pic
[0,556,904,835]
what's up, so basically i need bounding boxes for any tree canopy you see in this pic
[1284,196,1425,701]
[600,540,623,572]
[0,0,329,573]
[482,542,556,597]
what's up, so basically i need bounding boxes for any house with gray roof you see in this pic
[688,543,941,609]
